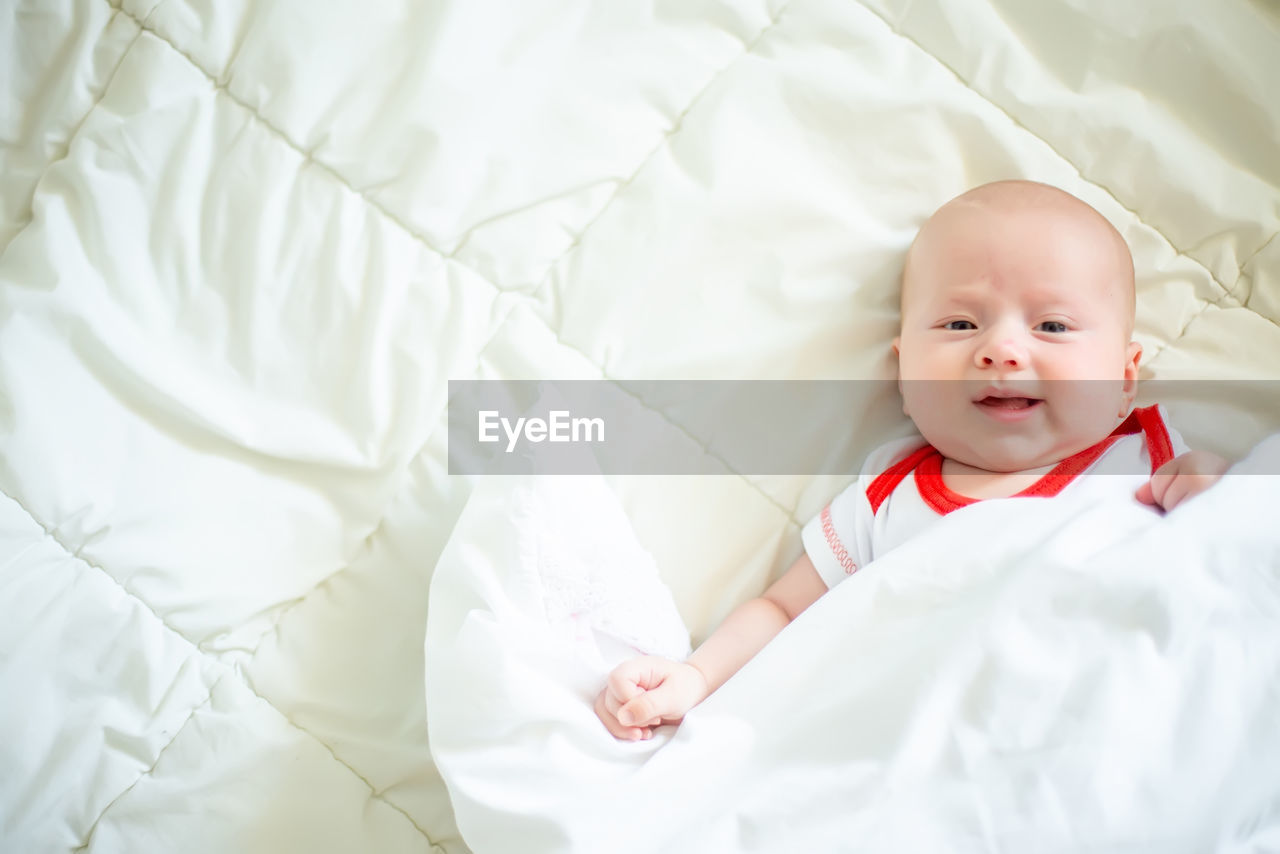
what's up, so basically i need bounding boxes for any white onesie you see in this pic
[801,405,1187,590]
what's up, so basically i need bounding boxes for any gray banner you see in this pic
[447,380,1280,475]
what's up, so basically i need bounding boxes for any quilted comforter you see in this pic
[2,1,1278,852]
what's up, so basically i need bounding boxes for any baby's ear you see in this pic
[1125,340,1142,377]
[1120,341,1142,413]
[891,338,909,415]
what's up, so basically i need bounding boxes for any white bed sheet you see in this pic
[2,0,1278,851]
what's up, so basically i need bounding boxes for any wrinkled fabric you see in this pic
[2,0,1278,851]
[429,441,1280,854]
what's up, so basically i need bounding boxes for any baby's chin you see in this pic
[931,438,1068,475]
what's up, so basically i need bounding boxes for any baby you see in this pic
[595,180,1230,741]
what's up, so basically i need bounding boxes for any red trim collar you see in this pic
[867,405,1173,516]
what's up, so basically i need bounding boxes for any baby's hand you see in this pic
[594,656,709,742]
[1136,450,1230,512]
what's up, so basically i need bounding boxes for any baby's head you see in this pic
[892,180,1142,474]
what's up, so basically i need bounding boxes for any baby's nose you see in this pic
[981,352,1021,367]
[976,337,1026,368]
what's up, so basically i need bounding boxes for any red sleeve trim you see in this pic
[819,504,858,576]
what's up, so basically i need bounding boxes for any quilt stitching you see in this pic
[0,483,442,850]
[104,0,794,306]
[236,295,528,658]
[1144,276,1280,373]
[846,0,1279,367]
[71,0,1270,592]
[100,0,474,292]
[512,317,806,526]
[429,3,808,524]
[524,2,794,301]
[1230,229,1280,330]
[500,0,1264,509]
[94,0,1273,361]
[23,0,516,682]
[90,0,1257,516]
[0,11,143,261]
[12,5,1271,852]
[74,674,227,852]
[241,512,387,659]
[252,341,803,672]
[1244,230,1279,270]
[847,0,1241,301]
[1143,299,1231,368]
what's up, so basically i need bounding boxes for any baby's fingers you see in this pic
[599,656,687,740]
[1160,471,1221,511]
[600,687,623,718]
[593,690,652,741]
[1142,451,1230,511]
[617,696,663,729]
[602,685,657,727]
[606,656,669,702]
[1159,475,1195,512]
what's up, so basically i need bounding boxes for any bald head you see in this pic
[902,180,1136,331]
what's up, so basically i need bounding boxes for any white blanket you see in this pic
[427,439,1280,854]
[5,1,1279,849]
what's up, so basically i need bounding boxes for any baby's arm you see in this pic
[595,552,827,741]
[1136,449,1230,511]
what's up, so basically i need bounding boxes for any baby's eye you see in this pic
[1036,320,1069,333]
[942,320,976,330]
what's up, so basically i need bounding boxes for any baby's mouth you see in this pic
[975,396,1042,410]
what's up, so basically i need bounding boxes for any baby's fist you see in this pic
[594,656,709,741]
[1136,450,1229,512]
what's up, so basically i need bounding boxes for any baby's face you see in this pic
[893,192,1141,474]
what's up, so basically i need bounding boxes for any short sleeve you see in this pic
[801,484,869,589]
[801,437,924,589]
